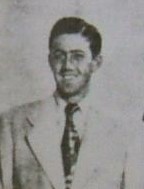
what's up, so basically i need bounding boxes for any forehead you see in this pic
[51,33,90,52]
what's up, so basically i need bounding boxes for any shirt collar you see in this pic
[53,90,92,113]
[53,91,93,139]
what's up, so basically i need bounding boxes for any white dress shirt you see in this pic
[53,91,93,141]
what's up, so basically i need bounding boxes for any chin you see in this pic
[57,82,89,99]
[61,88,78,97]
[57,85,81,98]
[57,78,90,98]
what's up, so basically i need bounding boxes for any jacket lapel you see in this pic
[25,99,65,189]
[72,106,100,189]
[72,106,124,189]
[24,97,125,189]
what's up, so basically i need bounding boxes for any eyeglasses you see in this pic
[50,50,86,64]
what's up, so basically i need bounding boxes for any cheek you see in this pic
[52,63,62,73]
[78,62,92,73]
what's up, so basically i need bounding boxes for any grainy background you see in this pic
[0,0,144,118]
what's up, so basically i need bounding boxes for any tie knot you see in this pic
[65,103,80,115]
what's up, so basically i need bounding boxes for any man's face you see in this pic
[49,33,99,97]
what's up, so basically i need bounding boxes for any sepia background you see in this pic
[0,0,144,119]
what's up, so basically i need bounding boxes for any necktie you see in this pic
[61,103,81,189]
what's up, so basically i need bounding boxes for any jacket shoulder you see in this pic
[0,97,55,135]
[0,99,41,121]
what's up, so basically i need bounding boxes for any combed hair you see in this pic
[49,17,102,58]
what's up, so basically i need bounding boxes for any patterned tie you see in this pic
[61,103,81,189]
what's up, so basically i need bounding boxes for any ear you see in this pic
[48,53,53,70]
[90,54,103,73]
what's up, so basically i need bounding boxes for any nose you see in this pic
[63,53,74,70]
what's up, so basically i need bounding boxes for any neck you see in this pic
[57,85,89,104]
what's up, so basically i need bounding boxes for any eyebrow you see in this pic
[52,49,85,54]
[52,49,65,54]
[69,50,85,54]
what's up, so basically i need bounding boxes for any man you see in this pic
[0,17,143,189]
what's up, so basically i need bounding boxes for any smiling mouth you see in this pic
[63,75,76,80]
[61,72,77,79]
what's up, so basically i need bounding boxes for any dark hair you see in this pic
[49,17,102,58]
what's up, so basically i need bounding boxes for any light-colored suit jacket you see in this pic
[0,95,143,189]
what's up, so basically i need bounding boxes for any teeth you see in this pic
[64,75,74,79]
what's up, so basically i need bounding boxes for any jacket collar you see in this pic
[24,94,122,189]
[25,97,65,189]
